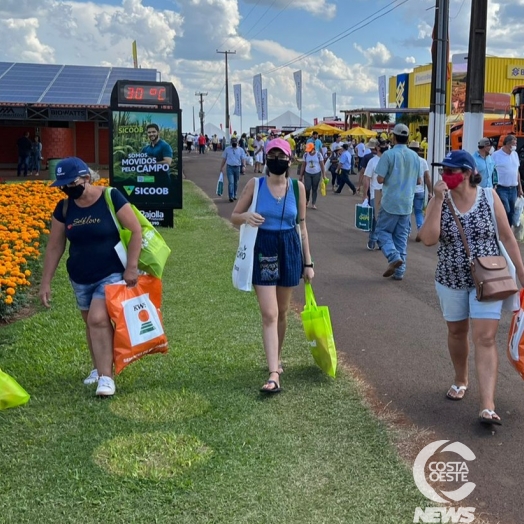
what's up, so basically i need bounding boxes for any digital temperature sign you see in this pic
[117,82,173,105]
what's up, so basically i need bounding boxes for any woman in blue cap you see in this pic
[39,157,142,397]
[418,150,524,426]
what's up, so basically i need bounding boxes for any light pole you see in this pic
[217,50,236,143]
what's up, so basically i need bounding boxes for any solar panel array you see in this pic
[0,62,157,105]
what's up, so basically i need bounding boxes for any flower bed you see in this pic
[0,178,107,321]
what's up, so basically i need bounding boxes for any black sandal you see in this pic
[260,371,281,394]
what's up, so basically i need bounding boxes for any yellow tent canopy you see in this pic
[303,123,342,136]
[340,127,377,138]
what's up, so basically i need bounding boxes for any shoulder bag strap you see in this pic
[446,194,472,261]
[104,187,122,233]
[292,178,299,224]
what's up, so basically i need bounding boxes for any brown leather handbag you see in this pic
[447,197,518,301]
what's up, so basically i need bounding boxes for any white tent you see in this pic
[267,111,311,130]
[204,122,226,139]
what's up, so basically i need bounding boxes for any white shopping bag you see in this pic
[122,292,165,347]
[232,178,261,291]
[247,156,254,166]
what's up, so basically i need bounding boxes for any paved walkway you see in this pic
[183,150,524,524]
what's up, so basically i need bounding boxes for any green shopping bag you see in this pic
[105,188,172,279]
[0,368,30,410]
[301,283,337,378]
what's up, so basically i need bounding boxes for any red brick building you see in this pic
[0,62,157,170]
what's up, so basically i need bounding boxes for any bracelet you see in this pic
[304,263,314,268]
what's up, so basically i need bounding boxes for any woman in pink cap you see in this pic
[231,138,315,393]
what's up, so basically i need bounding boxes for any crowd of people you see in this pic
[222,124,524,425]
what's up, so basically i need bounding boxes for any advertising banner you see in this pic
[233,84,242,117]
[294,70,302,111]
[262,88,268,121]
[253,74,263,120]
[332,92,337,118]
[111,110,181,210]
[378,76,387,108]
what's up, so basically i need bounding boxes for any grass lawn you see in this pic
[0,182,426,523]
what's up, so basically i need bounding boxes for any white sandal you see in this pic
[446,384,467,400]
[479,409,502,426]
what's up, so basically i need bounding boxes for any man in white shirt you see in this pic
[362,143,384,250]
[355,138,366,170]
[492,134,523,226]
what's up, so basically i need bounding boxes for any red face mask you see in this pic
[442,169,464,190]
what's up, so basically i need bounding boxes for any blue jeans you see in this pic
[226,165,241,199]
[375,209,411,277]
[69,272,123,311]
[413,192,425,230]
[368,198,378,243]
[17,155,29,176]
[335,169,356,193]
[496,186,517,226]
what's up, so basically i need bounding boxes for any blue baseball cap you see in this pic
[51,157,90,187]
[433,150,476,171]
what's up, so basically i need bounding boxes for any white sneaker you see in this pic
[84,369,99,385]
[96,376,116,397]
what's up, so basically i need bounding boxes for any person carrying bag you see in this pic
[230,138,315,394]
[418,150,524,427]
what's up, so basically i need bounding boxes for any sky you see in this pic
[1,0,523,133]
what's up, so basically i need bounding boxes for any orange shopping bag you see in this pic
[507,289,524,379]
[105,274,168,374]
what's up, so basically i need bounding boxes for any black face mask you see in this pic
[231,143,238,148]
[61,183,85,200]
[266,158,288,175]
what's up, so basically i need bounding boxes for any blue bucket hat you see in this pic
[433,150,476,171]
[51,157,90,187]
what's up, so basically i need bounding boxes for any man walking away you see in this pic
[335,143,357,195]
[374,124,421,281]
[492,134,522,226]
[409,141,432,231]
[17,131,32,177]
[219,136,247,202]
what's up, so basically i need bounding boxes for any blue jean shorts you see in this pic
[69,272,124,310]
[435,281,503,322]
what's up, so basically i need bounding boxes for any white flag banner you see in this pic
[262,89,268,121]
[378,75,387,109]
[253,74,263,121]
[233,84,242,117]
[293,70,302,111]
[332,92,337,118]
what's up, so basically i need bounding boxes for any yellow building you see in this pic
[388,56,524,115]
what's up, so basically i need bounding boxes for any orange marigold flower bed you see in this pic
[0,178,107,319]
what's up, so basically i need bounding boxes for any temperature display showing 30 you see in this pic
[119,84,172,105]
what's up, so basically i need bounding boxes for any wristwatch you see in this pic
[304,263,314,268]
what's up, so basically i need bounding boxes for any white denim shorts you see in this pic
[435,281,503,322]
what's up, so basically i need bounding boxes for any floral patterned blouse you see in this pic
[436,188,500,289]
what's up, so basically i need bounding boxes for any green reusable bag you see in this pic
[0,368,30,410]
[104,188,172,279]
[301,283,337,378]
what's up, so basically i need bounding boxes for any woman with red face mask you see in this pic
[418,150,524,427]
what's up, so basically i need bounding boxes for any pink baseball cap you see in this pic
[265,138,291,156]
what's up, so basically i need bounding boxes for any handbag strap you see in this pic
[104,187,123,233]
[446,194,473,261]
